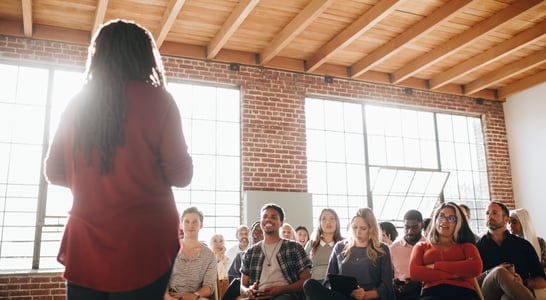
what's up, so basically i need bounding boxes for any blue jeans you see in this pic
[66,269,171,300]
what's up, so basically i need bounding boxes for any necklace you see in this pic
[262,240,281,267]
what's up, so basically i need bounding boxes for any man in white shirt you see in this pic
[226,225,250,262]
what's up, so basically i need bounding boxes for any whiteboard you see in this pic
[243,191,314,232]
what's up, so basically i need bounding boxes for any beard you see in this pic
[405,233,422,245]
[486,220,504,230]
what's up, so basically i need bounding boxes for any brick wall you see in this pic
[0,272,65,300]
[0,35,514,297]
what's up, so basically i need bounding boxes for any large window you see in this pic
[168,82,241,243]
[0,62,241,270]
[306,98,489,234]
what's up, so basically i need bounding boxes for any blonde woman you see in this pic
[304,208,395,300]
[210,233,231,299]
[280,223,297,241]
[409,202,482,300]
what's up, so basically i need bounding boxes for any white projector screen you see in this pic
[243,191,313,233]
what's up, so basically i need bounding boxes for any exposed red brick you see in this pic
[0,35,513,299]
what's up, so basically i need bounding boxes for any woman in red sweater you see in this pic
[44,19,193,299]
[409,202,483,300]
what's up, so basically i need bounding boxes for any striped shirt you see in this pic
[169,246,217,293]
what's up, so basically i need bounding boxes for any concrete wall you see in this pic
[504,82,546,237]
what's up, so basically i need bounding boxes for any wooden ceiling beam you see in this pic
[259,0,334,65]
[466,49,546,96]
[391,0,544,84]
[351,0,472,78]
[22,0,32,37]
[92,0,109,37]
[430,19,546,90]
[498,68,546,100]
[0,23,503,101]
[306,0,402,72]
[207,0,259,59]
[155,0,187,48]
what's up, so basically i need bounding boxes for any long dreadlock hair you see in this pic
[74,19,166,174]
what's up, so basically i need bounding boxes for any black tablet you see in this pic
[328,273,358,298]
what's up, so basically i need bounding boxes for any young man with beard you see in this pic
[476,201,545,300]
[240,203,311,300]
[389,210,425,300]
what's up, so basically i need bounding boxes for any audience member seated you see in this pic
[280,223,297,241]
[410,202,483,300]
[210,233,231,299]
[390,210,425,300]
[226,225,250,262]
[295,226,310,247]
[476,201,545,300]
[223,221,263,300]
[304,208,343,284]
[380,221,399,245]
[240,203,311,300]
[166,207,216,300]
[458,203,480,242]
[422,218,432,236]
[304,208,395,300]
[509,208,546,268]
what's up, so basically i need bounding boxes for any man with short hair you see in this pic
[240,203,311,300]
[389,210,425,300]
[476,201,545,300]
[226,225,250,262]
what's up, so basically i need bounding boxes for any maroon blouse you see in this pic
[45,81,193,291]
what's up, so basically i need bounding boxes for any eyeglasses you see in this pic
[437,215,457,223]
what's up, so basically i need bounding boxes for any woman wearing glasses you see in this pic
[409,202,483,300]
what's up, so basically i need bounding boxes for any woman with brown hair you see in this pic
[409,202,483,300]
[304,208,395,299]
[304,208,343,283]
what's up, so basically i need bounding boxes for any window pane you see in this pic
[169,82,241,245]
[324,101,343,131]
[345,133,365,163]
[305,98,325,130]
[306,130,326,161]
[437,113,489,233]
[343,102,363,133]
[16,67,49,105]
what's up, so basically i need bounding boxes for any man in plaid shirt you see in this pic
[240,203,311,300]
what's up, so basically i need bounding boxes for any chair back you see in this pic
[472,277,484,300]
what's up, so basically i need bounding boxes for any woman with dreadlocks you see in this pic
[44,19,193,299]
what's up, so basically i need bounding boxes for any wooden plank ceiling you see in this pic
[1,0,545,101]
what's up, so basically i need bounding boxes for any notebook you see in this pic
[328,273,358,298]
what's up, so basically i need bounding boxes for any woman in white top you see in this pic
[210,233,231,298]
[509,208,546,267]
[280,223,297,241]
[305,208,344,282]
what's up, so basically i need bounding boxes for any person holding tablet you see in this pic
[304,208,395,300]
